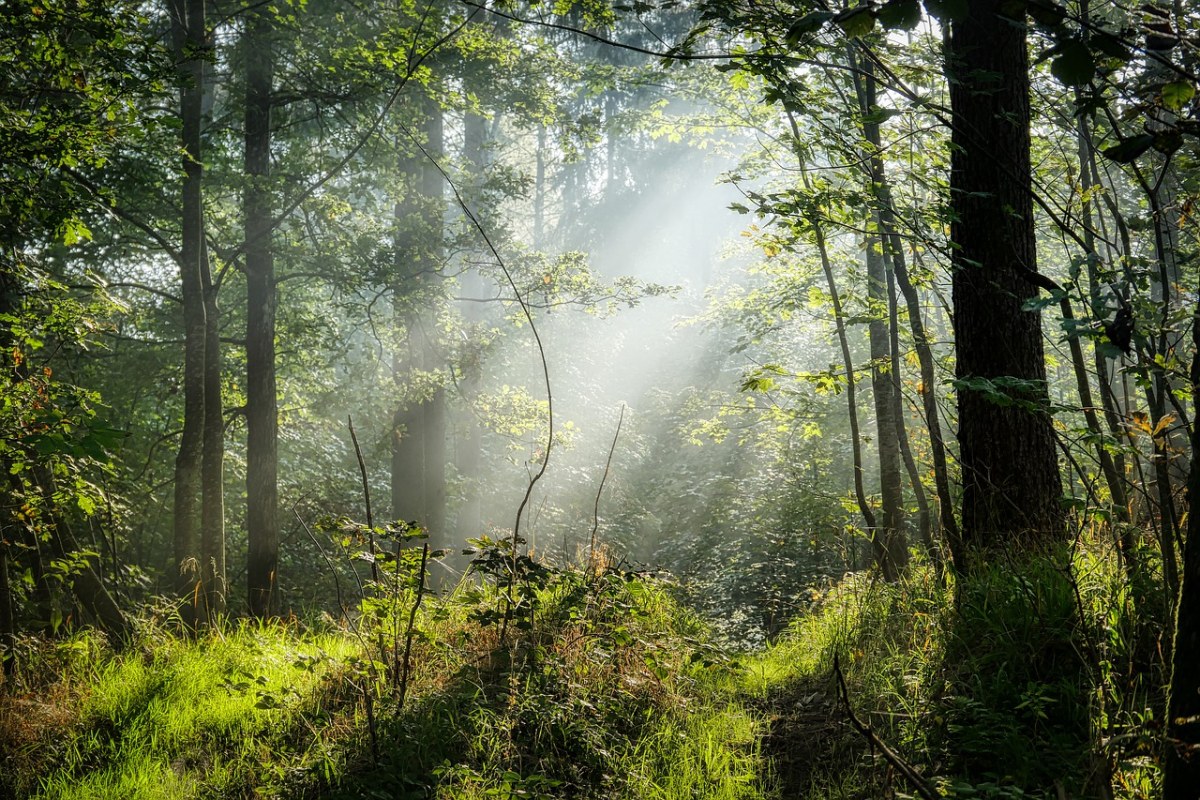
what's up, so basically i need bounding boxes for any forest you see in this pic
[2,0,1199,797]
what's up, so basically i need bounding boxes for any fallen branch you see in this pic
[833,653,940,800]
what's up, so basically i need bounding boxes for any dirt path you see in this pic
[756,676,866,798]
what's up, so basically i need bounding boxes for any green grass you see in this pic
[24,624,356,799]
[1,539,1168,800]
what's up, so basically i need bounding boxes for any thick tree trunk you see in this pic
[170,0,207,605]
[391,101,446,547]
[244,2,277,618]
[946,2,1062,549]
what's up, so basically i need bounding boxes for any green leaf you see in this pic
[835,7,876,38]
[61,218,93,246]
[1092,31,1131,61]
[922,0,967,21]
[862,107,901,126]
[1028,2,1066,27]
[877,0,921,30]
[786,11,834,43]
[1161,80,1195,111]
[1101,133,1155,163]
[1050,39,1095,86]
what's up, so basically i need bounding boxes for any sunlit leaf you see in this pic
[1161,81,1195,111]
[835,7,876,38]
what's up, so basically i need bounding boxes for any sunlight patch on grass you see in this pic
[33,623,357,800]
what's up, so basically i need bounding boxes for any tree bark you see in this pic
[200,240,225,620]
[868,224,906,580]
[856,62,908,579]
[946,2,1063,550]
[1163,279,1200,797]
[244,1,277,618]
[170,0,207,607]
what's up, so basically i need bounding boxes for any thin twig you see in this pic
[589,404,626,575]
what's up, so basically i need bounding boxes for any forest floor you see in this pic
[0,551,1164,799]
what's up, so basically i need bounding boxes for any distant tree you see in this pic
[244,0,276,618]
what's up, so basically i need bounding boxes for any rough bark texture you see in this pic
[170,0,207,602]
[859,65,907,579]
[199,238,224,620]
[947,2,1063,549]
[244,3,277,618]
[868,227,906,581]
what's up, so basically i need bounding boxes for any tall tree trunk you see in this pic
[1163,274,1200,797]
[534,123,546,250]
[392,145,422,525]
[0,530,13,674]
[391,100,446,548]
[855,61,908,579]
[868,224,906,580]
[170,0,207,607]
[456,109,488,543]
[813,208,876,538]
[847,49,960,569]
[244,2,277,618]
[946,2,1062,550]
[419,103,447,547]
[200,241,224,620]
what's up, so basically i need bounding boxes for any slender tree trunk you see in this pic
[850,55,939,567]
[392,143,422,524]
[170,0,207,607]
[1164,279,1200,797]
[420,103,447,547]
[814,212,875,537]
[534,123,546,250]
[856,63,908,579]
[457,109,488,542]
[868,223,906,581]
[946,2,1062,550]
[200,242,224,620]
[0,533,13,674]
[244,2,277,618]
[35,468,129,642]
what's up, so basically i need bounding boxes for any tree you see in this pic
[168,0,212,616]
[945,0,1063,551]
[244,0,277,618]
